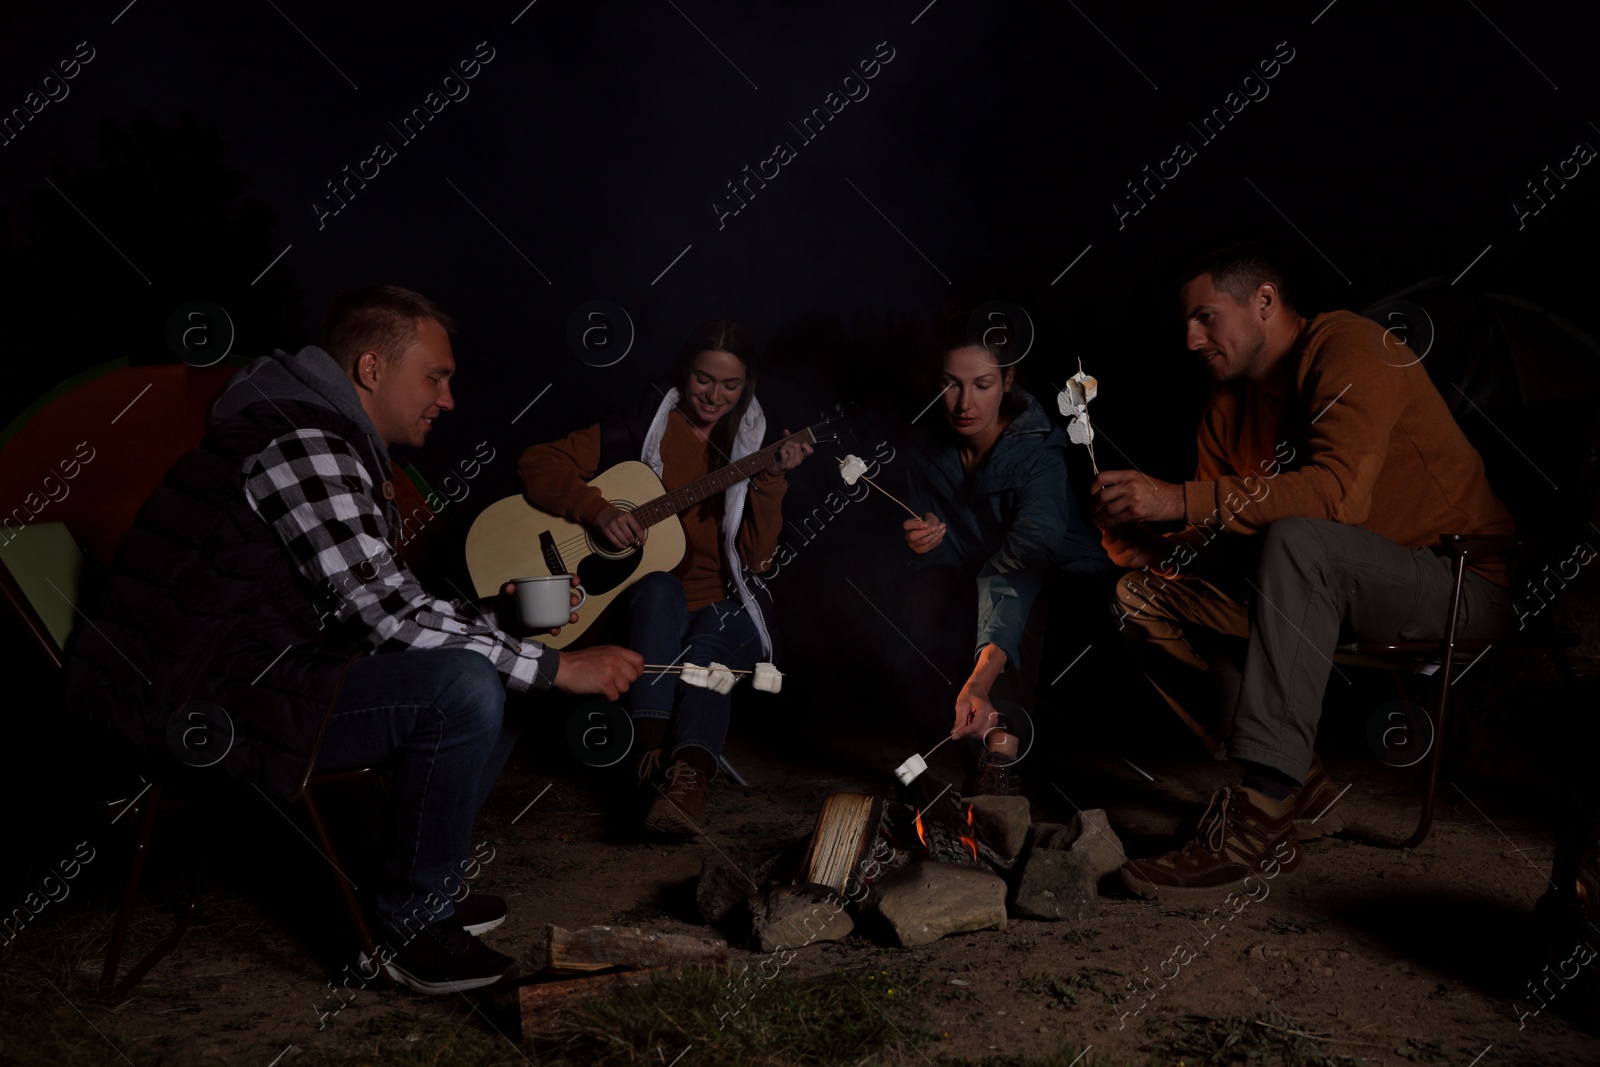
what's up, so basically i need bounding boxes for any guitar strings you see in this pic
[538,434,810,559]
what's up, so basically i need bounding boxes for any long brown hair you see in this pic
[673,319,758,471]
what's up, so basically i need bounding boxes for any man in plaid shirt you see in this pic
[68,286,641,994]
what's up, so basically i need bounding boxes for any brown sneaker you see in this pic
[644,760,708,835]
[1119,785,1302,901]
[1292,755,1348,837]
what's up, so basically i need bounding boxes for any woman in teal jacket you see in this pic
[903,337,1112,793]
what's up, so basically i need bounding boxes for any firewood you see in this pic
[802,793,884,895]
[516,967,671,1033]
[540,923,729,974]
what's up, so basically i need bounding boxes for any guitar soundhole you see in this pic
[588,500,643,560]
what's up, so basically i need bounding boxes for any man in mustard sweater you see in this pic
[1091,243,1515,899]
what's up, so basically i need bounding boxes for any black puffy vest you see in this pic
[64,399,381,800]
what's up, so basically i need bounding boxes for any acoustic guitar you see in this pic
[465,407,845,647]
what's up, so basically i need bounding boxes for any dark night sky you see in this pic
[4,0,1597,557]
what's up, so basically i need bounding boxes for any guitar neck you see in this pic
[633,427,817,529]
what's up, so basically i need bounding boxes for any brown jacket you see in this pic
[1182,310,1515,583]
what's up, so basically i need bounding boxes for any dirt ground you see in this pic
[8,638,1600,1067]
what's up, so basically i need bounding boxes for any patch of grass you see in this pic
[1144,1011,1367,1067]
[526,965,935,1065]
[1020,967,1124,1008]
[290,1010,530,1066]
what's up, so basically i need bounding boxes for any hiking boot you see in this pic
[972,751,1022,797]
[451,893,506,936]
[644,759,708,835]
[1120,785,1302,901]
[636,747,665,791]
[1292,755,1348,836]
[361,918,518,995]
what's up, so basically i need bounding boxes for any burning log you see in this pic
[904,797,1014,874]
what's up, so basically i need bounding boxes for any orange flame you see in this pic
[914,807,927,849]
[960,804,978,861]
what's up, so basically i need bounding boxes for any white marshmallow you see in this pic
[1057,371,1099,416]
[680,664,710,688]
[895,753,928,786]
[838,454,869,486]
[752,662,784,693]
[1067,411,1094,445]
[1072,370,1098,404]
[706,662,736,695]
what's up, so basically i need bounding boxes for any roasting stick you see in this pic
[860,474,920,520]
[640,661,786,693]
[838,455,920,520]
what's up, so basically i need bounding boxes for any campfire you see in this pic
[694,757,1124,951]
[921,796,979,863]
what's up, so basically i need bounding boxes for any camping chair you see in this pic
[0,361,428,1002]
[1330,534,1581,850]
[1335,284,1600,849]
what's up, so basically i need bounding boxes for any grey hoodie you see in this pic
[209,346,398,526]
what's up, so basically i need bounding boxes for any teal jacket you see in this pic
[908,391,1113,671]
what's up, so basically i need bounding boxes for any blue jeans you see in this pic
[311,649,519,929]
[624,571,762,768]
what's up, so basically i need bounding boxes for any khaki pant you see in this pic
[1111,517,1514,783]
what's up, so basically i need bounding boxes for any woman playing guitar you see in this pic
[516,320,812,833]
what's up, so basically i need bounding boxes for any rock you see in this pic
[1065,809,1127,882]
[697,858,758,925]
[873,863,1008,947]
[1021,811,1125,892]
[967,796,1032,858]
[750,885,854,952]
[1011,848,1097,921]
[1027,821,1074,851]
[695,836,811,925]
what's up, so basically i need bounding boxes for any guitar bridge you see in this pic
[539,531,566,574]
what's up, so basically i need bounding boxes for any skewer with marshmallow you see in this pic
[895,732,959,786]
[642,661,784,694]
[1056,361,1100,474]
[838,454,920,520]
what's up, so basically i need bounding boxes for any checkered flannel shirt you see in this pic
[243,428,556,692]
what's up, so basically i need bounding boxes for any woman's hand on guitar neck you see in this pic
[769,429,814,473]
[553,645,644,700]
[596,505,647,551]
